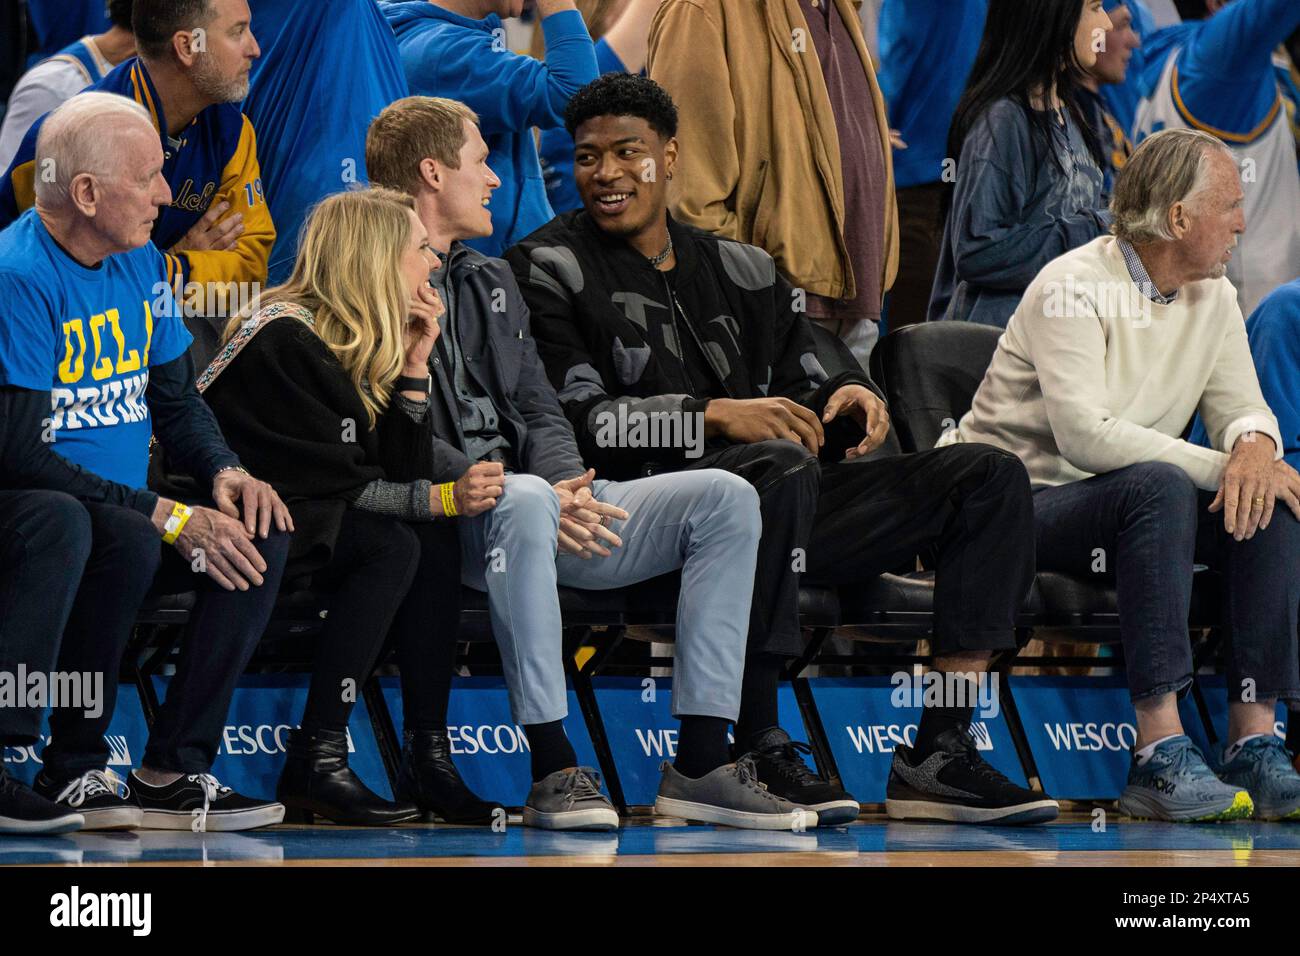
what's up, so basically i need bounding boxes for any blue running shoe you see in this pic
[1217,735,1300,821]
[1118,735,1253,822]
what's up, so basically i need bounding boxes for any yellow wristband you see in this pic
[162,501,193,545]
[438,482,458,518]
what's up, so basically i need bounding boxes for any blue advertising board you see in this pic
[379,675,600,807]
[1009,675,1289,800]
[808,676,1027,803]
[590,676,807,807]
[1,685,148,788]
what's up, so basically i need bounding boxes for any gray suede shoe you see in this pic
[522,768,619,831]
[654,756,819,830]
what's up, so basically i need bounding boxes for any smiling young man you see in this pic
[365,95,809,832]
[507,74,1056,826]
[0,0,273,296]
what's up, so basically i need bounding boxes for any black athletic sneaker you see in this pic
[744,727,860,826]
[131,771,284,832]
[886,727,1058,824]
[0,766,84,835]
[34,769,142,831]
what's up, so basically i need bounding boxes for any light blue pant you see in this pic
[460,470,760,725]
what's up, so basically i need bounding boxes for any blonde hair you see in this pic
[366,96,479,197]
[226,187,418,428]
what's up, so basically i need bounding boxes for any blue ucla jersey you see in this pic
[0,210,191,487]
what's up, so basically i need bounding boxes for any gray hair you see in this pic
[34,92,155,207]
[1110,128,1234,244]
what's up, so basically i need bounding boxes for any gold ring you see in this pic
[1252,497,1266,505]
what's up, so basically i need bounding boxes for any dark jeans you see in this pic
[888,181,945,330]
[41,500,290,783]
[388,520,462,733]
[1034,461,1300,703]
[298,510,421,733]
[686,440,1035,658]
[0,491,92,743]
[299,512,461,734]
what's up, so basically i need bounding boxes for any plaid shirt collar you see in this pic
[1117,238,1178,305]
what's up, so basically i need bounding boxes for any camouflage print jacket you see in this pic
[506,210,882,480]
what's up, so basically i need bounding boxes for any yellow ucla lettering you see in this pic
[108,308,141,374]
[172,178,218,213]
[142,300,154,366]
[88,313,114,381]
[58,319,86,384]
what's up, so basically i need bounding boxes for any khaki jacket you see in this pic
[648,0,898,304]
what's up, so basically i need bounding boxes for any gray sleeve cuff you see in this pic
[351,478,435,521]
[394,394,430,423]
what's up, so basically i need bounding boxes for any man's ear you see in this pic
[1168,200,1192,238]
[171,28,203,69]
[68,173,98,219]
[663,136,679,180]
[418,157,442,192]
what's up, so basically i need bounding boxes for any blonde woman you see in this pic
[199,188,500,826]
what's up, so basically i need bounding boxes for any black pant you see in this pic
[0,491,93,744]
[687,440,1035,657]
[298,513,462,733]
[298,510,422,732]
[388,520,463,733]
[42,500,290,783]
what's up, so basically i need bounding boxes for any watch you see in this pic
[396,373,432,395]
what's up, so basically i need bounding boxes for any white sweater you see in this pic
[940,236,1283,491]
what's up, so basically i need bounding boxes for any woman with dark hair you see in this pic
[197,187,501,826]
[928,0,1114,327]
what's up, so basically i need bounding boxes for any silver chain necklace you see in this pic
[647,235,673,268]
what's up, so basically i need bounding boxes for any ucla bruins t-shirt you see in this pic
[0,208,191,487]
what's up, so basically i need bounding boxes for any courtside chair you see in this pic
[869,321,1225,784]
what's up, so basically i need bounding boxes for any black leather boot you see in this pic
[396,729,503,824]
[277,728,420,826]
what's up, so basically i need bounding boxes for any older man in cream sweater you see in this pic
[944,129,1300,823]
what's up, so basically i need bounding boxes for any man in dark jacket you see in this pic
[366,95,811,833]
[508,74,1054,826]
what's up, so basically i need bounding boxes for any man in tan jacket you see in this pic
[648,0,898,365]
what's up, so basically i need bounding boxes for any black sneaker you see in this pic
[34,769,141,831]
[886,727,1058,825]
[131,771,285,832]
[744,727,860,826]
[0,766,84,835]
